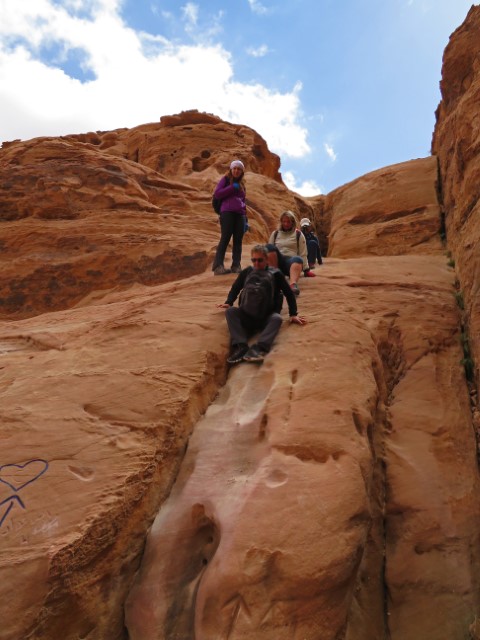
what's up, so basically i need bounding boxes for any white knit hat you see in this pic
[300,218,312,227]
[230,160,245,171]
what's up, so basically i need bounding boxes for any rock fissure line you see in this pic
[375,322,405,640]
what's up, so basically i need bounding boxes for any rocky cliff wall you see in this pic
[325,156,443,258]
[432,4,480,392]
[0,114,316,320]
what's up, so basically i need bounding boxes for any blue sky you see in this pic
[0,1,476,194]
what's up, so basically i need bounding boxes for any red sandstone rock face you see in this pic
[0,114,304,319]
[432,5,480,386]
[91,110,283,183]
[1,90,480,640]
[1,255,479,640]
[125,257,480,640]
[0,136,210,317]
[326,156,443,258]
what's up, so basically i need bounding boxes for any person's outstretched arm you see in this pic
[216,269,249,308]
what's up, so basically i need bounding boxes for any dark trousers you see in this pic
[306,238,322,265]
[212,212,245,270]
[225,307,283,351]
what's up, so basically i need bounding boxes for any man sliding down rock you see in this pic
[216,244,307,364]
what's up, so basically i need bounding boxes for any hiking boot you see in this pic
[227,344,249,364]
[291,283,300,296]
[243,345,265,363]
[231,265,242,273]
[304,270,316,278]
[214,265,231,275]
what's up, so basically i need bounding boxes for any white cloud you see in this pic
[247,0,269,16]
[324,142,337,162]
[246,44,270,57]
[0,0,309,160]
[182,3,199,25]
[181,2,200,37]
[283,171,322,197]
[219,80,309,157]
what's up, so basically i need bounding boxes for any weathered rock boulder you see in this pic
[0,115,305,319]
[0,137,210,318]
[432,5,480,387]
[326,156,443,258]
[68,110,321,251]
[84,110,282,185]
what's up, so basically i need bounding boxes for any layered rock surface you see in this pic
[124,256,480,640]
[325,156,443,258]
[432,4,480,388]
[0,112,313,320]
[2,247,479,639]
[2,8,480,635]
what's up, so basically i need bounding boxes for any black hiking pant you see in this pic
[306,237,322,265]
[225,307,283,352]
[212,211,245,270]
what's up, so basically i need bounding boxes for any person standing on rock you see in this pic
[217,244,307,364]
[266,210,313,297]
[300,217,323,268]
[212,160,247,276]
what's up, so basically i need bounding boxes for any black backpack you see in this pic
[212,194,222,214]
[239,268,276,318]
[212,176,228,214]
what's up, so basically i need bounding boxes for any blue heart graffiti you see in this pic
[0,459,49,529]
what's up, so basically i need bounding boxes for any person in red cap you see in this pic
[300,217,323,268]
[211,160,247,275]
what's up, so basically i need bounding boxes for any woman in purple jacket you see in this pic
[212,160,247,275]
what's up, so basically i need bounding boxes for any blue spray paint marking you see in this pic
[0,459,48,529]
[0,459,49,492]
[0,495,26,528]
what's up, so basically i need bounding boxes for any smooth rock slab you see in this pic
[126,256,480,640]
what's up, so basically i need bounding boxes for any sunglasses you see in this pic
[251,258,265,263]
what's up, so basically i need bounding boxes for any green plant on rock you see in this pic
[460,329,475,383]
[462,357,475,382]
[454,290,465,310]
